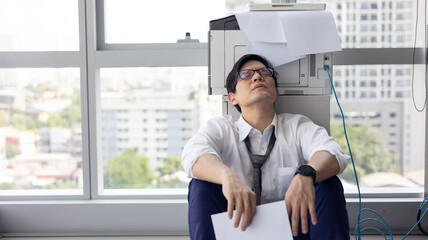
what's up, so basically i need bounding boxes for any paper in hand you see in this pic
[211,201,293,240]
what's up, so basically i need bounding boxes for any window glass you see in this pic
[309,0,424,48]
[0,68,82,193]
[104,0,222,43]
[100,67,222,191]
[330,65,425,191]
[104,0,424,48]
[104,0,271,44]
[100,0,426,195]
[0,0,79,51]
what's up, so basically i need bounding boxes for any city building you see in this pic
[329,0,423,178]
[101,90,199,169]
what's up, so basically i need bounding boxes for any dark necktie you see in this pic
[243,127,276,205]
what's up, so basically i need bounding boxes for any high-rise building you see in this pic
[328,0,421,174]
[101,90,199,169]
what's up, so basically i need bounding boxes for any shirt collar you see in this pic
[237,114,278,141]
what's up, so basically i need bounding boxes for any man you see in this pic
[182,54,350,239]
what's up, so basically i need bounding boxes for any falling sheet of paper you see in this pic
[211,201,293,240]
[245,41,304,67]
[235,10,342,67]
[235,11,286,43]
[277,10,342,57]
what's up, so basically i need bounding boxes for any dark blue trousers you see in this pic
[188,176,349,240]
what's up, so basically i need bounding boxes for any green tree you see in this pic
[330,124,398,182]
[10,113,37,130]
[46,114,69,128]
[42,180,78,189]
[0,113,9,126]
[6,142,21,158]
[104,148,153,189]
[156,156,182,176]
[60,103,81,127]
[155,156,188,188]
[0,182,17,190]
[45,89,81,128]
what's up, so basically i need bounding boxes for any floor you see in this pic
[1,236,428,240]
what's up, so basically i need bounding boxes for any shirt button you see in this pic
[261,147,265,151]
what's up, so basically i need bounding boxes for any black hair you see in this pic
[226,54,278,112]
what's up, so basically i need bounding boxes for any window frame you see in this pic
[0,0,91,201]
[0,0,427,236]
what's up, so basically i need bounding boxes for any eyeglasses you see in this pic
[238,68,273,80]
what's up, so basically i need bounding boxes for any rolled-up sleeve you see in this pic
[297,115,350,174]
[181,117,225,178]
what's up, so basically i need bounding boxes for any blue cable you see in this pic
[324,65,385,239]
[325,65,428,239]
[402,197,428,239]
[322,65,428,240]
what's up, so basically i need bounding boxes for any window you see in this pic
[0,0,83,197]
[100,67,221,191]
[332,65,425,192]
[0,69,83,191]
[334,81,341,87]
[0,0,79,51]
[397,24,405,32]
[0,0,426,235]
[397,2,405,8]
[103,0,225,44]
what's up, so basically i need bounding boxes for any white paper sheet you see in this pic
[211,201,293,240]
[246,41,305,67]
[235,10,342,67]
[278,11,342,56]
[235,11,286,43]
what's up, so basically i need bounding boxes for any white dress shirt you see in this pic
[182,113,350,204]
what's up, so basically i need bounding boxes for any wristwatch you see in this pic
[295,165,317,184]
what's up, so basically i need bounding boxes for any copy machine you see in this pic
[208,3,335,132]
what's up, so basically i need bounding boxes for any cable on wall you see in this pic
[325,65,428,239]
[411,0,427,112]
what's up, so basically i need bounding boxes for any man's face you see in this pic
[228,60,279,111]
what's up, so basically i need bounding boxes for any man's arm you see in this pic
[285,150,340,237]
[309,150,340,183]
[192,154,257,231]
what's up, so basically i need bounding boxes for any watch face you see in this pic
[299,165,314,175]
[297,165,316,183]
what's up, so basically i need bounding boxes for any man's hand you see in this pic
[221,171,257,231]
[285,174,317,237]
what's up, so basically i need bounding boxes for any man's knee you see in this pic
[188,179,228,240]
[188,179,226,206]
[311,176,350,239]
[315,176,346,206]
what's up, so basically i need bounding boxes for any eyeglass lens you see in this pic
[239,68,273,79]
